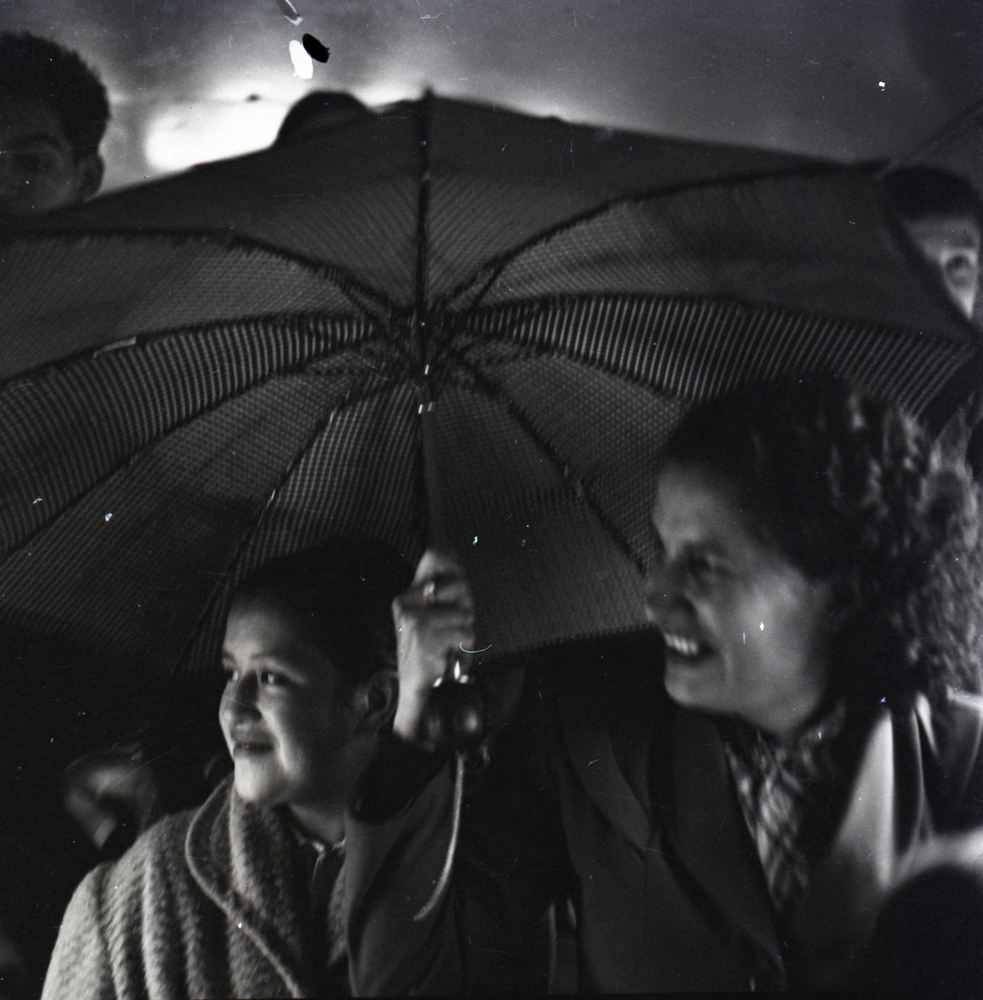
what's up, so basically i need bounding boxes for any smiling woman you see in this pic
[342,376,983,993]
[656,377,983,707]
[646,461,835,738]
[41,539,412,1000]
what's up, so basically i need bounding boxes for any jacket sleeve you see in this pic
[41,866,116,1000]
[344,728,566,995]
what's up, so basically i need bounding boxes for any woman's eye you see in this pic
[260,670,282,686]
[945,254,977,285]
[14,151,51,175]
[222,666,238,684]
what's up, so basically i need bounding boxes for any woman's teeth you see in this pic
[662,633,701,657]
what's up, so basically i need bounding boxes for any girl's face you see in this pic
[643,461,834,739]
[219,594,370,812]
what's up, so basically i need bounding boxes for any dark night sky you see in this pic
[1,1,982,192]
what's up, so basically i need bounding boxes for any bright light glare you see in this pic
[144,100,288,173]
[289,40,314,80]
[352,78,422,108]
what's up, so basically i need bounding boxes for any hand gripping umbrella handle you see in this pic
[423,649,486,748]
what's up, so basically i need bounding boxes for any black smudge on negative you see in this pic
[302,33,330,63]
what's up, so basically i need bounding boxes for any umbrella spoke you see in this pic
[455,295,973,414]
[179,382,424,679]
[0,356,417,675]
[0,320,399,559]
[432,340,648,574]
[0,96,979,676]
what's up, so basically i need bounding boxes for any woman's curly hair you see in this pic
[662,376,983,706]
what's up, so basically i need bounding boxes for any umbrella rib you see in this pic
[882,95,983,174]
[441,340,645,575]
[0,229,401,322]
[0,335,402,564]
[435,161,849,312]
[168,368,393,678]
[413,90,448,550]
[0,310,393,392]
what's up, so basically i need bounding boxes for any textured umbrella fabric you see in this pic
[0,96,818,376]
[0,97,977,681]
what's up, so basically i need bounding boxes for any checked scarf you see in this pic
[721,701,848,922]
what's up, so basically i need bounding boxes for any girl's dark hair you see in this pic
[662,376,983,705]
[233,538,413,686]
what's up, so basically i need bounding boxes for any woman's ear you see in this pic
[353,669,399,735]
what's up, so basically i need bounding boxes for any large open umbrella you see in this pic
[0,94,977,683]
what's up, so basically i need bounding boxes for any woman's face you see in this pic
[644,461,834,738]
[219,594,370,811]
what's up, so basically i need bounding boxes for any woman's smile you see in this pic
[645,461,834,738]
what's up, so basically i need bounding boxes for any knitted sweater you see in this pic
[42,776,338,1000]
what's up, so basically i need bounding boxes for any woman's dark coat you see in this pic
[344,644,983,993]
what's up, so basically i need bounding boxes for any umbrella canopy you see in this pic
[0,95,977,681]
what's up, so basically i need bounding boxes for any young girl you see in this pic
[344,378,983,992]
[42,539,410,1000]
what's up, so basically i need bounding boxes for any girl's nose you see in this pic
[220,672,260,724]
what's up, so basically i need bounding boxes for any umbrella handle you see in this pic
[422,650,486,749]
[413,750,466,922]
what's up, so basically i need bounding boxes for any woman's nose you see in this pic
[643,560,684,624]
[643,564,668,623]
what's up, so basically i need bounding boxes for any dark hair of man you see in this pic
[882,165,983,233]
[0,33,110,159]
[232,538,413,688]
[662,376,983,706]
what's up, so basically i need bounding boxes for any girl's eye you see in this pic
[687,554,723,582]
[223,665,238,684]
[260,670,282,686]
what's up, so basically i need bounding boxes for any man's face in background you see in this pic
[907,212,981,321]
[0,94,102,217]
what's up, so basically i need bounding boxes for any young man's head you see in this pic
[274,90,369,145]
[0,33,109,217]
[883,165,983,321]
[219,539,411,835]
